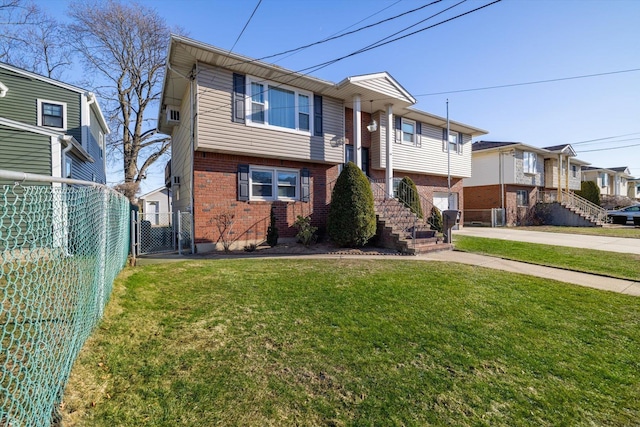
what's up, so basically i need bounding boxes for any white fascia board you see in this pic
[0,116,63,137]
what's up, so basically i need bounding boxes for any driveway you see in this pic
[454,227,640,255]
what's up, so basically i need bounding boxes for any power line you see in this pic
[223,0,440,68]
[570,131,640,146]
[577,142,640,153]
[228,0,262,54]
[415,68,640,96]
[197,0,501,118]
[571,137,640,147]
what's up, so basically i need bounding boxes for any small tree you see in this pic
[429,206,443,233]
[398,176,423,219]
[266,205,278,247]
[327,162,376,247]
[575,180,601,206]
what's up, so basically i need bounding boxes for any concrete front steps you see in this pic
[374,198,452,255]
[537,201,605,227]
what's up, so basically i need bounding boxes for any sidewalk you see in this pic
[454,227,640,255]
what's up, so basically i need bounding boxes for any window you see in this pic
[245,77,313,133]
[523,151,537,174]
[344,145,369,176]
[401,118,415,144]
[64,157,72,179]
[516,190,528,206]
[571,165,578,178]
[37,99,67,130]
[98,131,104,159]
[448,131,458,153]
[250,167,299,201]
[600,173,609,187]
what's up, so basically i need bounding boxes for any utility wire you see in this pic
[228,0,263,54]
[571,137,640,147]
[569,131,640,145]
[577,142,640,153]
[222,0,439,68]
[415,68,640,96]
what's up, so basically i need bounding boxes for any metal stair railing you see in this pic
[369,179,440,242]
[538,190,608,224]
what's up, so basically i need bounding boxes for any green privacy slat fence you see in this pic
[0,172,130,426]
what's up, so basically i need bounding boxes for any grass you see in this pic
[62,259,640,426]
[516,225,640,239]
[454,236,640,281]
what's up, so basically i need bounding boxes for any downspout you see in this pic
[353,94,362,170]
[565,156,570,194]
[557,154,562,202]
[189,65,196,254]
[499,150,504,210]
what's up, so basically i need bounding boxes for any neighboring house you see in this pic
[628,178,639,199]
[464,141,589,226]
[158,35,487,252]
[582,166,633,197]
[0,62,109,184]
[139,187,172,226]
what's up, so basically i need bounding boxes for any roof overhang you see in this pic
[59,135,94,163]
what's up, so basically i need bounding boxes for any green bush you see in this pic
[429,206,443,233]
[328,162,376,247]
[398,176,423,219]
[294,215,318,246]
[266,205,278,247]
[575,181,601,206]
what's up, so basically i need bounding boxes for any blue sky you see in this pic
[42,0,640,193]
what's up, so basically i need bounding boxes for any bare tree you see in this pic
[68,0,171,202]
[0,0,71,78]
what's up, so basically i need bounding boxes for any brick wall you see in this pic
[464,184,538,225]
[193,151,339,250]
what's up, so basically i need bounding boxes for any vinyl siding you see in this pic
[466,150,516,186]
[0,68,81,141]
[195,65,343,164]
[70,108,106,183]
[352,77,410,102]
[169,84,194,213]
[373,115,472,178]
[0,125,51,181]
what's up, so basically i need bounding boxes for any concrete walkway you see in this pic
[454,227,640,255]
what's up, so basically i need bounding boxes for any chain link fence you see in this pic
[0,170,130,426]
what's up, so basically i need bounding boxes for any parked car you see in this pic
[607,204,640,224]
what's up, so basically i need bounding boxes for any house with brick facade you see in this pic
[464,141,590,226]
[157,35,487,252]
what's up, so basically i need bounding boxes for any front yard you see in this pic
[63,259,640,426]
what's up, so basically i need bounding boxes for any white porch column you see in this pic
[565,156,570,192]
[557,154,563,200]
[353,94,362,170]
[385,104,394,199]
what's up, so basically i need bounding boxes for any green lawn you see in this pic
[454,236,640,281]
[63,259,640,426]
[516,225,640,239]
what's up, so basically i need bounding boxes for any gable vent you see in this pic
[166,107,180,125]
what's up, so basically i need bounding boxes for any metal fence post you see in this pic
[177,210,182,256]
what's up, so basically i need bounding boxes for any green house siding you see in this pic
[0,125,51,176]
[0,68,81,141]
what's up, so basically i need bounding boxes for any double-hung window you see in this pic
[571,165,578,178]
[246,77,313,133]
[600,173,609,187]
[401,118,416,144]
[523,151,537,174]
[37,99,67,130]
[448,131,458,153]
[250,167,299,201]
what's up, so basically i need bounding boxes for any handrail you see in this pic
[369,178,440,243]
[538,190,608,223]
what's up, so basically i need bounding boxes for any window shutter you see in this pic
[416,122,422,147]
[313,95,323,136]
[237,164,249,201]
[232,73,246,124]
[301,168,310,202]
[395,116,402,143]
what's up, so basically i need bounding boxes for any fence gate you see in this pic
[132,210,192,255]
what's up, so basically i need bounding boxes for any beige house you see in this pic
[581,166,633,197]
[157,35,487,252]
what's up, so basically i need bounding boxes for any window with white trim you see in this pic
[64,157,72,179]
[401,118,416,144]
[250,167,300,201]
[523,151,537,174]
[571,165,578,178]
[245,77,313,133]
[98,131,104,159]
[448,131,458,153]
[600,173,609,187]
[516,190,529,206]
[37,99,67,130]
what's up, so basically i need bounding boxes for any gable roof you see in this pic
[582,166,633,177]
[473,141,588,163]
[472,141,519,151]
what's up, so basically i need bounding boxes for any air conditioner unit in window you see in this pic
[166,107,180,125]
[171,176,180,186]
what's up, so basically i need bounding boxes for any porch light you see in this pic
[367,100,377,132]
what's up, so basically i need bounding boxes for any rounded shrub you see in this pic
[398,176,423,219]
[575,180,601,206]
[328,162,376,247]
[429,206,443,233]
